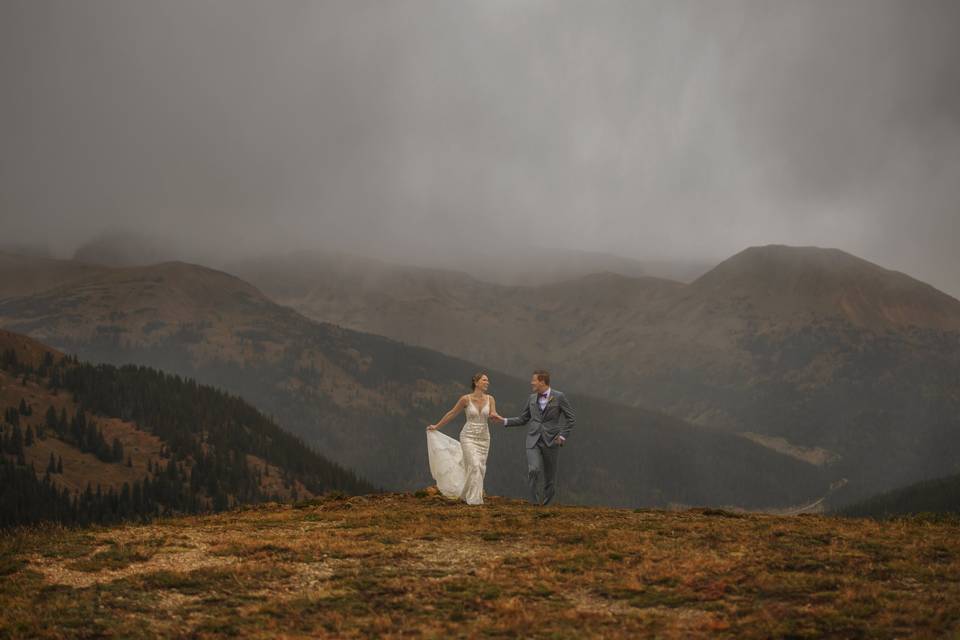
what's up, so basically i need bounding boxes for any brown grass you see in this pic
[1,492,959,638]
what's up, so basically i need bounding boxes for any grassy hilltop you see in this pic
[2,493,960,638]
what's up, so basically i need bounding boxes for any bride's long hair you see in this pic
[471,372,488,391]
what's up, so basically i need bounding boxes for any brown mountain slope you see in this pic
[0,328,64,368]
[686,245,960,331]
[0,330,317,504]
[3,260,275,350]
[0,257,832,509]
[0,363,166,496]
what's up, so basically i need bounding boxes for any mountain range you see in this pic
[225,245,960,505]
[0,252,832,510]
[4,242,959,508]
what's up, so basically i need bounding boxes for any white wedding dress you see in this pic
[426,396,491,505]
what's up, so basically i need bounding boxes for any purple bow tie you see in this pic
[538,393,548,399]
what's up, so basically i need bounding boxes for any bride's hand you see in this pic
[426,424,439,431]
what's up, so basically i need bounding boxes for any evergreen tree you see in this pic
[45,406,57,431]
[0,348,17,368]
[24,425,34,447]
[10,424,24,456]
[56,455,63,474]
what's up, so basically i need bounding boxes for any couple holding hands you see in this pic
[425,369,576,506]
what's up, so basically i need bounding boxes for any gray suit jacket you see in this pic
[504,389,576,449]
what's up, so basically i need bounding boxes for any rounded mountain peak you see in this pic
[690,245,960,331]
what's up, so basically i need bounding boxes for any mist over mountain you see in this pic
[0,244,54,260]
[54,229,713,288]
[71,231,181,267]
[5,1,960,300]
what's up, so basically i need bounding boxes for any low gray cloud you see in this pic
[1,0,958,294]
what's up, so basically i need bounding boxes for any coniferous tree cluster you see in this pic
[59,362,372,497]
[1,343,374,529]
[0,457,75,528]
[0,454,195,528]
[59,407,123,463]
[0,422,27,466]
[45,452,64,474]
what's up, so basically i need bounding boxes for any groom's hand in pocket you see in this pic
[557,435,566,446]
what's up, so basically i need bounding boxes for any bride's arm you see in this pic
[488,396,505,423]
[427,396,467,431]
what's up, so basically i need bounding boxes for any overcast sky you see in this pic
[2,1,959,294]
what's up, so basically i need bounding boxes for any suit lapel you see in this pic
[542,391,557,418]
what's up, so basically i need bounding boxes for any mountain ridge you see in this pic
[0,257,833,510]
[215,244,960,506]
[688,245,960,331]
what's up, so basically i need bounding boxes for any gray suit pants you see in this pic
[526,438,560,505]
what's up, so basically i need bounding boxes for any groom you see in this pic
[499,370,576,506]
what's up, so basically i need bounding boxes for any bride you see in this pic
[425,373,503,505]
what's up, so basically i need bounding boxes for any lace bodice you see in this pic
[465,395,490,425]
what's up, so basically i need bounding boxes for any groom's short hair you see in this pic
[533,369,550,385]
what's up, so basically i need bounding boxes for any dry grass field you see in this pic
[2,491,959,638]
